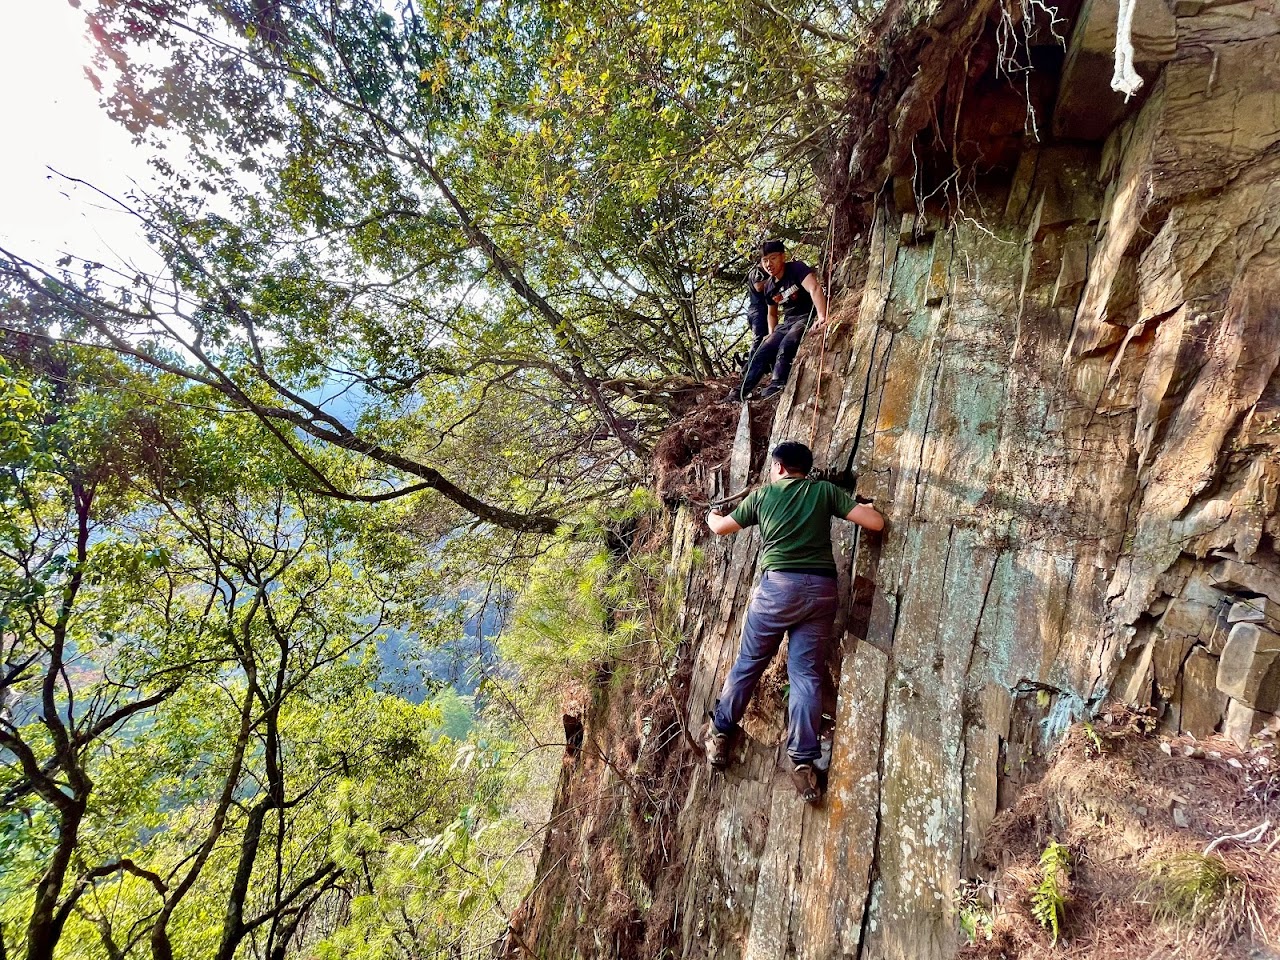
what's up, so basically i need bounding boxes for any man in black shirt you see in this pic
[734,239,828,402]
[745,264,770,358]
[724,265,772,402]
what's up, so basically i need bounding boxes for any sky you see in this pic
[0,0,156,268]
[0,2,374,415]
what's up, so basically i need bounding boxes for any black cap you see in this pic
[761,239,785,254]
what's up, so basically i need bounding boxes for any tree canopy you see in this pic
[3,0,913,535]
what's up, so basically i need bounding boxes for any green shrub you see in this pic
[498,540,625,685]
[1145,852,1242,926]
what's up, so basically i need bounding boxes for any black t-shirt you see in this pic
[764,260,815,325]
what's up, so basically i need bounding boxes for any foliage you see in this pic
[431,687,477,741]
[0,0,925,956]
[0,0,884,547]
[1081,720,1104,757]
[1145,852,1243,926]
[956,878,994,944]
[1030,840,1071,943]
[496,489,685,700]
[499,538,635,690]
[0,336,544,960]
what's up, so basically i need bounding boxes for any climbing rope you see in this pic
[1111,0,1143,100]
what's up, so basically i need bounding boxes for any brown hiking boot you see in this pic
[704,719,732,770]
[791,763,821,804]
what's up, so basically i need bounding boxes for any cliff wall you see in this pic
[513,2,1280,957]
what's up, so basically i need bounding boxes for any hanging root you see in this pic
[995,0,1068,140]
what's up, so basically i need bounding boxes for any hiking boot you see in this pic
[791,762,822,804]
[757,381,785,400]
[720,388,745,404]
[704,719,733,770]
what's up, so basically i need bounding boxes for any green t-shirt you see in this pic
[729,477,860,572]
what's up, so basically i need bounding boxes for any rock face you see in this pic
[1218,622,1280,711]
[515,2,1280,958]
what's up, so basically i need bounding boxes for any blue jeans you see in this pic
[712,571,838,763]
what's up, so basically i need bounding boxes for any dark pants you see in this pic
[712,571,838,763]
[742,320,808,396]
[739,311,771,378]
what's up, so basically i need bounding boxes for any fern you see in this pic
[1030,840,1071,943]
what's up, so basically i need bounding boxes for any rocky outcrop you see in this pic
[515,2,1280,958]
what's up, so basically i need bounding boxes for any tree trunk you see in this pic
[514,2,1280,958]
[24,802,84,960]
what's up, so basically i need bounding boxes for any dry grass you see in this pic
[960,707,1280,960]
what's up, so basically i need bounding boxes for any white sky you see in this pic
[0,0,156,268]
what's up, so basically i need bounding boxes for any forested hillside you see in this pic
[3,0,1280,959]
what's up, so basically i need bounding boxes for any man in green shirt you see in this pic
[704,441,884,802]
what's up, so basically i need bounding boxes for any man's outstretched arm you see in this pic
[845,503,885,532]
[803,272,828,327]
[706,509,743,536]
